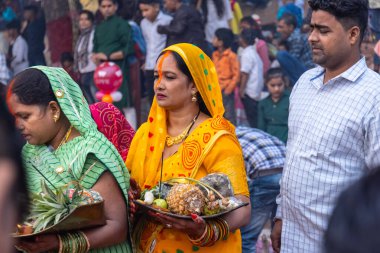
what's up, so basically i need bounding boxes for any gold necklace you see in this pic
[54,125,73,153]
[166,111,200,147]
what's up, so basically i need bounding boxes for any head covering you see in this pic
[90,102,135,161]
[127,43,232,185]
[22,66,130,202]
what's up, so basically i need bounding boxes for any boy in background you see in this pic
[239,28,264,128]
[5,20,28,76]
[212,28,239,124]
[139,0,172,104]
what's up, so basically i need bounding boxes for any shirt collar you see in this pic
[155,11,164,21]
[311,56,367,83]
[340,57,367,82]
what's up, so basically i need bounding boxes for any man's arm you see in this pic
[157,9,187,36]
[288,36,304,59]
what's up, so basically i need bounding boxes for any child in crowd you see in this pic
[60,52,80,83]
[239,28,264,128]
[212,28,240,124]
[239,16,270,74]
[139,0,172,104]
[257,67,289,143]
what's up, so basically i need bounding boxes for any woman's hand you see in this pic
[15,234,59,253]
[128,178,141,223]
[148,212,206,239]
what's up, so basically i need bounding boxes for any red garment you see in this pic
[89,102,135,161]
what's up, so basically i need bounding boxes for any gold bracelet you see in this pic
[79,231,91,252]
[57,234,63,253]
[187,224,208,242]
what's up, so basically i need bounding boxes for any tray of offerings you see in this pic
[13,181,105,238]
[134,173,249,220]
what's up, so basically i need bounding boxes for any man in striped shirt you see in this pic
[236,126,285,253]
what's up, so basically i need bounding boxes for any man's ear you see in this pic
[348,26,361,46]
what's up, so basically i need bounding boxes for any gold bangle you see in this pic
[79,231,91,252]
[57,234,63,253]
[187,223,208,242]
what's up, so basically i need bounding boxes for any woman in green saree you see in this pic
[7,66,132,253]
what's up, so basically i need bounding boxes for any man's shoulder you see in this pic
[298,66,322,82]
[359,68,380,94]
[160,12,173,21]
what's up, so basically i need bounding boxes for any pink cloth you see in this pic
[375,40,380,57]
[256,39,271,74]
[90,102,135,161]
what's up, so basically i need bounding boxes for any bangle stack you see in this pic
[58,231,90,253]
[188,218,230,247]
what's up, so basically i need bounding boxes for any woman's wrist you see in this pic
[187,222,207,239]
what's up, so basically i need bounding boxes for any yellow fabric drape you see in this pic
[126,43,227,189]
[126,43,249,253]
[230,1,243,35]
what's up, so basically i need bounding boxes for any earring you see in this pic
[191,91,197,102]
[53,115,59,123]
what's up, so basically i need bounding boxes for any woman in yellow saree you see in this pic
[126,43,250,253]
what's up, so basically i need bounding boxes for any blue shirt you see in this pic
[287,29,314,69]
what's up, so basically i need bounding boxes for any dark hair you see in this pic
[139,0,160,5]
[265,67,288,86]
[240,28,257,46]
[0,101,29,222]
[278,39,290,51]
[23,4,39,14]
[79,9,95,23]
[157,51,211,116]
[60,52,74,64]
[5,19,21,32]
[201,0,225,20]
[240,16,261,30]
[325,168,380,253]
[240,16,264,40]
[10,68,56,107]
[308,0,368,42]
[215,28,234,49]
[98,0,119,5]
[278,13,297,29]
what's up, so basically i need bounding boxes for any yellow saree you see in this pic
[126,44,249,253]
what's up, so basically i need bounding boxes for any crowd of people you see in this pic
[1,0,380,252]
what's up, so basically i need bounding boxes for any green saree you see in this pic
[22,66,132,253]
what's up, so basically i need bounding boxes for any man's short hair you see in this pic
[278,13,297,29]
[240,16,255,27]
[23,5,39,14]
[5,20,21,32]
[79,10,95,23]
[240,28,257,46]
[308,0,368,42]
[98,0,119,5]
[215,28,234,49]
[139,0,160,5]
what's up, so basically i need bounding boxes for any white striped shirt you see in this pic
[277,57,380,252]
